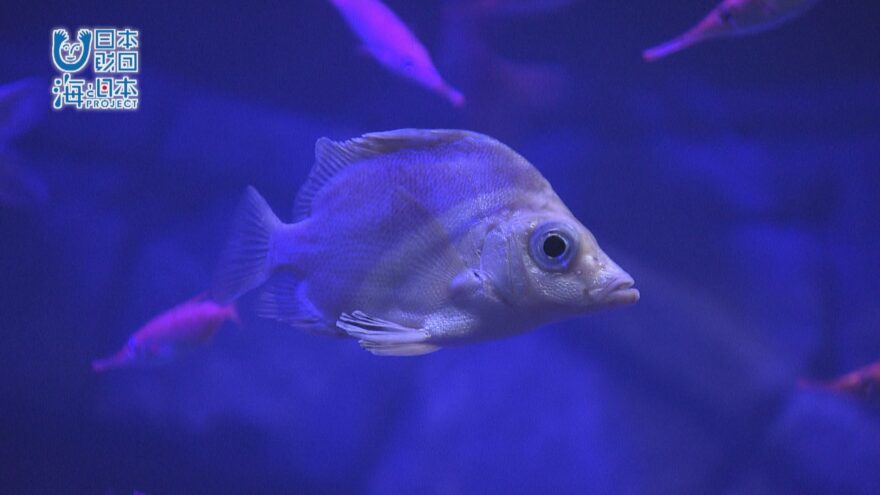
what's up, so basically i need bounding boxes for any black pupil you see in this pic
[542,234,567,258]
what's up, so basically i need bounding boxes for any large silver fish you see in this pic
[213,129,638,356]
[643,0,821,62]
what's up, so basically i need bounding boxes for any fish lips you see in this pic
[587,273,640,308]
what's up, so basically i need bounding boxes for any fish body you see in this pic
[643,0,821,62]
[328,0,465,106]
[213,129,638,356]
[91,296,238,372]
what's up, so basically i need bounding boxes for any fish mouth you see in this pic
[590,275,640,307]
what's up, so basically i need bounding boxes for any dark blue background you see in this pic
[2,1,880,493]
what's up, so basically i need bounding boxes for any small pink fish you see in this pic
[643,0,821,62]
[91,295,238,372]
[800,362,880,403]
[328,0,465,106]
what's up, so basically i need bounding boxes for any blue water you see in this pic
[2,1,880,493]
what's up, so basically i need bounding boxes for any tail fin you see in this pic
[211,186,282,304]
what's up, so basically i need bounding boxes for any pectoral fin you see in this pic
[336,311,440,356]
[450,268,504,309]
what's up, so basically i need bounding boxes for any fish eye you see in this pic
[529,222,579,272]
[543,234,567,258]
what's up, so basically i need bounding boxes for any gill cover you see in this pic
[480,226,528,304]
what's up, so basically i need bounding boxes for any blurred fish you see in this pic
[0,77,46,144]
[0,153,48,208]
[0,77,49,209]
[328,0,465,106]
[92,295,238,372]
[643,0,821,62]
[212,129,638,356]
[800,362,880,403]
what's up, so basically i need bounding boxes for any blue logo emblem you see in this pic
[52,28,93,73]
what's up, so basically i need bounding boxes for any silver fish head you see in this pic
[480,213,639,321]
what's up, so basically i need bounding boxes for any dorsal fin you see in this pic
[291,129,501,221]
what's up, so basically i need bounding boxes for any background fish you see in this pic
[0,153,48,209]
[0,77,45,144]
[801,362,880,403]
[643,0,822,62]
[327,0,465,106]
[92,295,238,372]
[212,129,638,356]
[0,77,48,209]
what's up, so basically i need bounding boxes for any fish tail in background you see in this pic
[211,186,282,304]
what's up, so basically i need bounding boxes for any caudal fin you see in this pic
[211,186,282,304]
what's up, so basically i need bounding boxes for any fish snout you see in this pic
[584,252,639,307]
[597,273,640,307]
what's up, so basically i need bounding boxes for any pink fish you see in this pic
[328,0,465,106]
[643,0,821,62]
[800,362,880,403]
[91,295,238,372]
